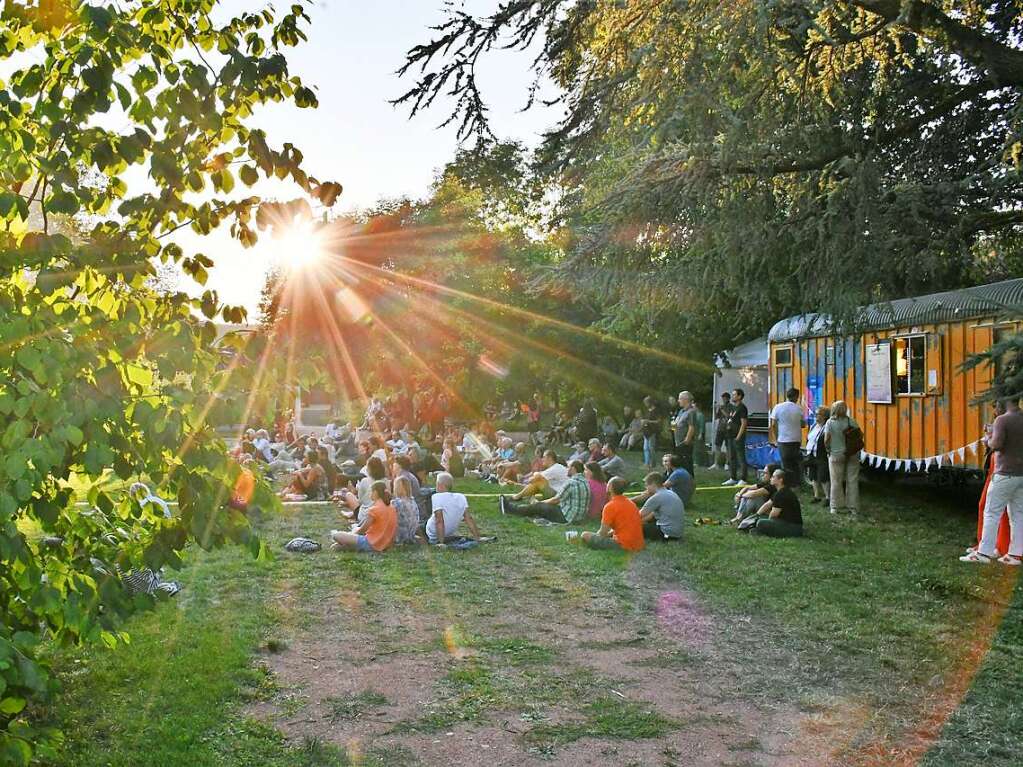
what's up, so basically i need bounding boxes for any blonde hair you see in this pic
[831,400,848,419]
[393,475,412,499]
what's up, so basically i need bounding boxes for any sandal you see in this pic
[959,550,994,564]
[997,554,1022,566]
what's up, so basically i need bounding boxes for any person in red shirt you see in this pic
[568,476,645,552]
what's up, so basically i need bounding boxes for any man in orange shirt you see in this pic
[569,476,645,552]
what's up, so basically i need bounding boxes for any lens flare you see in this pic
[274,220,326,270]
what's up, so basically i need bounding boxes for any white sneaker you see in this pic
[722,479,737,486]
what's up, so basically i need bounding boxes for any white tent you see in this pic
[710,337,769,444]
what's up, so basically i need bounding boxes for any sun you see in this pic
[274,220,326,271]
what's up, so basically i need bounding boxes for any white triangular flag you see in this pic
[968,441,978,455]
[924,457,934,469]
[936,454,944,468]
[957,447,966,461]
[895,459,904,471]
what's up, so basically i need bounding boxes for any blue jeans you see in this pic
[643,435,656,466]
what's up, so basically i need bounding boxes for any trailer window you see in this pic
[774,345,793,367]
[895,336,926,395]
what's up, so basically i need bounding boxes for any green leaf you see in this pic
[239,164,258,186]
[0,698,26,715]
[45,190,80,216]
[64,425,84,447]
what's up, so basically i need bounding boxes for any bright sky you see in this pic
[176,0,560,315]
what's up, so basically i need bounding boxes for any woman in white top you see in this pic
[823,400,860,514]
[805,406,830,504]
[341,456,388,523]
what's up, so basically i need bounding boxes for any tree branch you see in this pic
[847,0,1023,86]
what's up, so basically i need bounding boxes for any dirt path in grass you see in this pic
[242,540,860,767]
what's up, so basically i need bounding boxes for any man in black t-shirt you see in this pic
[752,469,803,538]
[722,388,749,485]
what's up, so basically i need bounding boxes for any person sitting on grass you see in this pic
[584,461,608,519]
[729,463,779,524]
[426,472,482,544]
[661,453,694,506]
[568,441,589,464]
[331,481,397,552]
[749,469,804,538]
[392,453,422,498]
[638,471,685,541]
[317,446,339,494]
[598,443,628,479]
[392,475,423,545]
[567,476,645,552]
[509,449,570,501]
[281,450,327,500]
[619,407,643,450]
[500,460,591,524]
[339,455,387,523]
[494,441,529,484]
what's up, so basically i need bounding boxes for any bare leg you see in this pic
[331,530,360,550]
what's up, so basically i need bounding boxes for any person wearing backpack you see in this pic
[824,400,862,514]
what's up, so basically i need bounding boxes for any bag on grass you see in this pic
[285,537,321,553]
[737,516,758,532]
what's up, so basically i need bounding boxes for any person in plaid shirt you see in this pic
[500,460,591,523]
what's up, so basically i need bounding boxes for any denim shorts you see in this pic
[355,534,373,552]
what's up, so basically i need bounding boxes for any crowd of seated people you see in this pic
[230,387,811,555]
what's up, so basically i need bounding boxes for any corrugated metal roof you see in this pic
[768,278,1023,342]
[715,337,769,369]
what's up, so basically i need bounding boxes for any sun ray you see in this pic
[334,254,715,375]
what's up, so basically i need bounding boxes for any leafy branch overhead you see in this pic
[397,1,1023,347]
[0,1,340,763]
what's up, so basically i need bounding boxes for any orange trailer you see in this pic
[767,279,1023,475]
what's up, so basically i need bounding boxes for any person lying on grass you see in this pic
[509,449,570,501]
[748,469,803,538]
[331,481,397,553]
[566,476,645,552]
[729,463,779,524]
[637,471,685,541]
[499,460,591,524]
[426,472,482,544]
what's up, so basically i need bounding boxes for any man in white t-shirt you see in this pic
[769,388,804,486]
[426,472,481,543]
[509,449,570,501]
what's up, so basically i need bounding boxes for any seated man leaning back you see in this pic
[508,449,570,501]
[426,472,482,544]
[499,460,590,524]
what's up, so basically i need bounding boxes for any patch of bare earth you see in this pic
[244,552,853,766]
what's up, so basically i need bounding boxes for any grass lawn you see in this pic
[35,458,1022,766]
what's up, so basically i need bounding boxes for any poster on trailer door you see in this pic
[866,342,894,404]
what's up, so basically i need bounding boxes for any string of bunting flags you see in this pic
[858,439,983,472]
